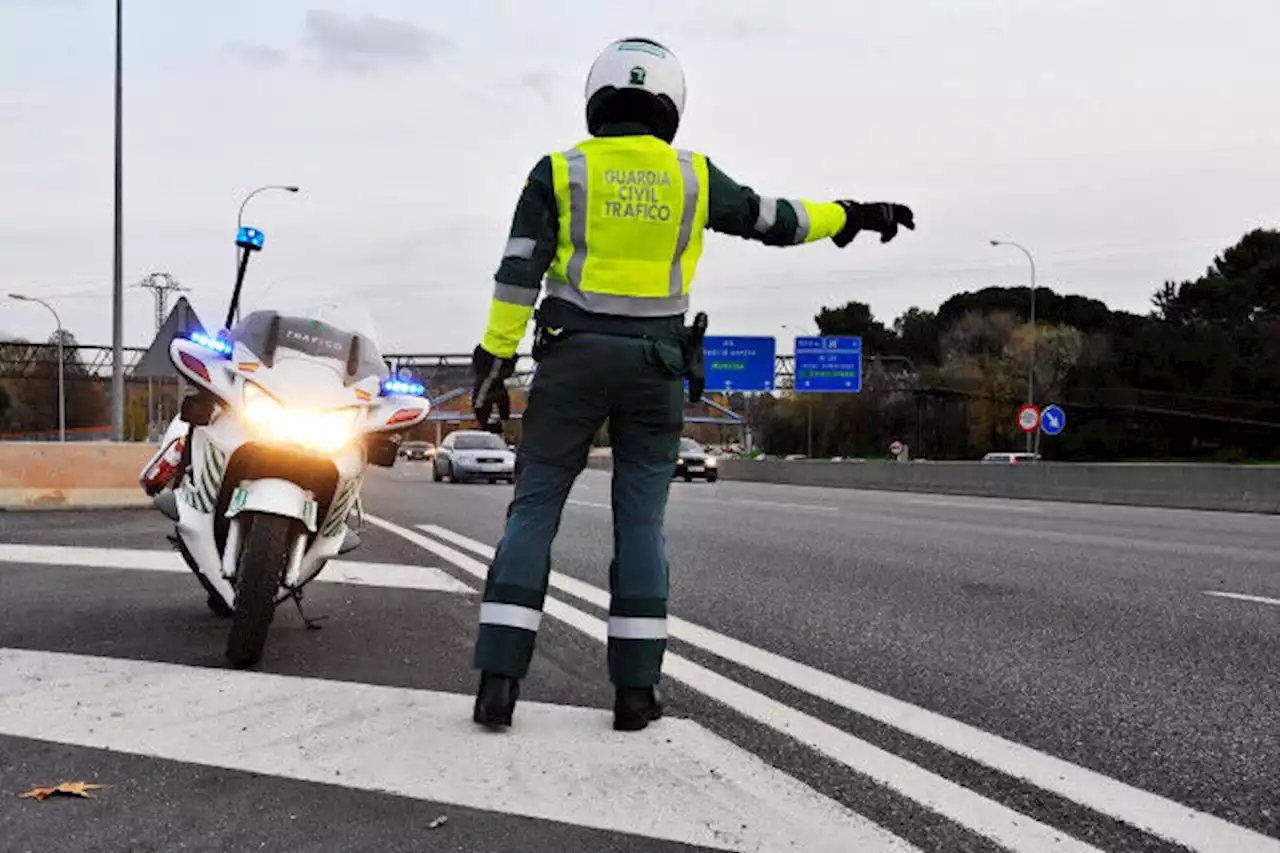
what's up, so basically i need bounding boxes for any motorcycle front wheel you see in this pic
[226,512,298,669]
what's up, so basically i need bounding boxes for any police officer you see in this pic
[470,37,915,731]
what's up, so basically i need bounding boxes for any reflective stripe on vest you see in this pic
[548,137,709,318]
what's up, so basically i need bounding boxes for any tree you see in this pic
[1154,229,1280,326]
[798,227,1280,462]
[814,301,895,354]
[893,308,941,367]
[3,332,108,435]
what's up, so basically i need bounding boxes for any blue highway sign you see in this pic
[703,336,776,392]
[794,336,863,392]
[1040,404,1066,436]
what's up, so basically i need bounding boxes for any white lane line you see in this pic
[379,518,1103,853]
[1204,591,1280,607]
[566,498,611,509]
[670,495,839,513]
[414,522,1280,853]
[886,495,1046,514]
[0,649,918,853]
[0,544,472,594]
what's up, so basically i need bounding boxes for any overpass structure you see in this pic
[1,344,797,429]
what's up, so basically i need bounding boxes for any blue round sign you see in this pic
[1040,404,1066,436]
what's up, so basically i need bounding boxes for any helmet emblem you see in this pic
[629,66,647,86]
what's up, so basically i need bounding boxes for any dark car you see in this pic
[674,437,718,482]
[399,441,435,462]
[433,430,516,484]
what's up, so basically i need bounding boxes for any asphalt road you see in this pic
[2,467,1278,853]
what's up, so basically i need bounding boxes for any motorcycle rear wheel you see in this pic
[226,512,297,669]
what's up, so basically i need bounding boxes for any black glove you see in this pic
[832,201,915,247]
[471,345,515,429]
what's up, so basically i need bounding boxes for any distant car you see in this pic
[980,452,1041,464]
[399,441,435,462]
[674,437,718,482]
[434,430,516,484]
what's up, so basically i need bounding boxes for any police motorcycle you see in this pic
[139,225,429,668]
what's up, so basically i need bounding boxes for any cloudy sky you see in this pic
[1,0,1277,352]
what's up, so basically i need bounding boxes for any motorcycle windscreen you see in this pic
[231,291,388,385]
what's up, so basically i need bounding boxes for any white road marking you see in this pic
[0,544,472,594]
[412,521,1280,853]
[565,498,611,509]
[381,518,1104,853]
[886,494,1046,514]
[1204,590,1280,607]
[670,495,839,513]
[0,648,916,853]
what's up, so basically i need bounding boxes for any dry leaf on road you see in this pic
[19,782,106,801]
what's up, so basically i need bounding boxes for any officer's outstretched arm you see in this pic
[705,159,914,248]
[480,157,559,359]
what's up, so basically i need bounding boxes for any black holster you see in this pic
[683,311,708,403]
[531,298,707,402]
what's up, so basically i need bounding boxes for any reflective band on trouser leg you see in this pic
[564,149,588,287]
[607,603,668,688]
[475,582,550,680]
[476,596,546,679]
[669,149,702,297]
[608,617,668,639]
[480,601,544,631]
[755,196,778,234]
[544,277,689,317]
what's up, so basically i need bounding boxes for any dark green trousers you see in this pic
[473,332,684,686]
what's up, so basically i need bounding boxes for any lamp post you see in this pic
[233,185,299,323]
[10,294,65,442]
[990,240,1037,453]
[782,324,818,458]
[111,0,124,441]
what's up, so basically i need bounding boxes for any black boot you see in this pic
[473,672,520,729]
[613,686,663,732]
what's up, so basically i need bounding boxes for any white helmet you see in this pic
[585,38,686,142]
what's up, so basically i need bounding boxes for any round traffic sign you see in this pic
[889,440,905,457]
[1017,404,1041,433]
[1040,404,1066,436]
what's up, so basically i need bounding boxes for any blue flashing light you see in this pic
[382,379,426,396]
[190,330,233,356]
[236,226,266,250]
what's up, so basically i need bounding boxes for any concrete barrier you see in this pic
[0,442,158,510]
[585,452,1280,514]
[719,460,1280,514]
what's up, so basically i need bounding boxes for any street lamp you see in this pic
[233,185,299,323]
[238,184,299,232]
[9,294,65,442]
[990,239,1038,453]
[782,324,818,458]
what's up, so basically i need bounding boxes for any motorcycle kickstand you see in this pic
[289,589,328,631]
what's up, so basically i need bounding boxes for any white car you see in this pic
[980,452,1041,464]
[433,430,516,484]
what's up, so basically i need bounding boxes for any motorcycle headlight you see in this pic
[310,408,360,453]
[242,383,288,440]
[241,383,359,452]
[705,457,717,467]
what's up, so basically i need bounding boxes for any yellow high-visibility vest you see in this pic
[547,136,710,317]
